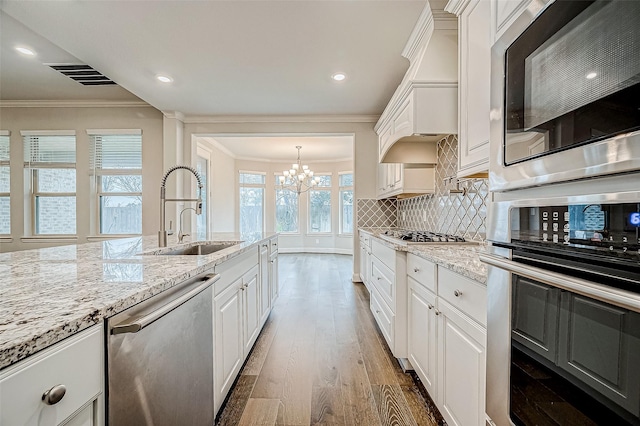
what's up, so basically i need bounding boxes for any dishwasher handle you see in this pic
[111,273,219,335]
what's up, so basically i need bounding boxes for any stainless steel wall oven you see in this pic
[490,0,640,191]
[483,176,640,425]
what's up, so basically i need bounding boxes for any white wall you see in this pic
[0,105,163,252]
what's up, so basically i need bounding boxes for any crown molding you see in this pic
[444,0,472,16]
[161,110,185,121]
[235,155,353,164]
[0,100,151,108]
[182,114,379,124]
[200,137,237,159]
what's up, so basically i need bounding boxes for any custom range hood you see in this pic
[375,0,458,165]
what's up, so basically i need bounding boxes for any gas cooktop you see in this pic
[381,230,469,244]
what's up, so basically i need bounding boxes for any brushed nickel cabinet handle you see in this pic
[42,384,66,405]
[435,310,441,316]
[454,290,463,297]
[414,267,420,273]
[427,304,433,310]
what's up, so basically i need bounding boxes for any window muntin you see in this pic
[339,172,354,235]
[23,133,77,235]
[0,134,10,234]
[90,132,142,235]
[239,172,265,237]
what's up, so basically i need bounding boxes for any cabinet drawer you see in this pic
[0,325,103,426]
[438,267,487,326]
[370,288,395,349]
[371,238,395,271]
[269,238,278,255]
[359,232,371,248]
[407,254,436,293]
[371,256,395,309]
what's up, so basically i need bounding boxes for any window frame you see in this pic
[308,173,332,234]
[22,131,77,236]
[88,130,143,236]
[339,171,354,235]
[0,132,10,235]
[239,170,266,235]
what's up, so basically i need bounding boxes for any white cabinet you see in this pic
[359,232,372,289]
[446,0,491,177]
[0,325,104,426]
[438,299,486,426]
[259,243,271,325]
[406,252,486,426]
[368,239,408,359]
[408,276,438,397]
[376,163,436,200]
[213,247,265,414]
[490,0,550,43]
[269,240,279,306]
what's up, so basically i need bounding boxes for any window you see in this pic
[0,133,9,234]
[23,132,77,235]
[89,130,142,235]
[275,175,298,233]
[339,172,353,234]
[239,172,265,237]
[309,174,331,233]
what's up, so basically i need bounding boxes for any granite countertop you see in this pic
[0,232,277,370]
[359,228,488,284]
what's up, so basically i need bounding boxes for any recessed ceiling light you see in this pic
[156,75,173,83]
[16,46,35,56]
[332,72,346,82]
[586,72,597,79]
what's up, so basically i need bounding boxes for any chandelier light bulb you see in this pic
[276,146,318,195]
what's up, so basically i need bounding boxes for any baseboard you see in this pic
[278,248,353,255]
[352,273,363,283]
[398,357,414,372]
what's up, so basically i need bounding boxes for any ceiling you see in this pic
[201,134,354,162]
[0,0,427,117]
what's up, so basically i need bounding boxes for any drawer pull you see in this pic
[435,310,441,316]
[454,289,463,297]
[377,276,381,280]
[414,267,420,273]
[376,310,381,314]
[427,304,434,310]
[42,384,66,405]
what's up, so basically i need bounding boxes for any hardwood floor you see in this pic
[216,253,443,426]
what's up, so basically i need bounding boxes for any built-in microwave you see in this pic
[489,0,640,192]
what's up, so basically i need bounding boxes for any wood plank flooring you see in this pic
[215,253,443,426]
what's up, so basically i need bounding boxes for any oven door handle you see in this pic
[480,253,640,313]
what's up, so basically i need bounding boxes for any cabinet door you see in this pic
[458,0,490,176]
[408,277,438,398]
[359,242,367,285]
[269,251,279,305]
[512,277,559,363]
[243,266,261,354]
[377,163,388,198]
[259,244,270,325]
[438,300,486,426]
[491,0,534,42]
[214,278,244,413]
[557,292,640,416]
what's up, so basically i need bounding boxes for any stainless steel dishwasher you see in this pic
[106,271,219,426]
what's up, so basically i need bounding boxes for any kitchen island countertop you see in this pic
[359,228,488,284]
[0,233,277,370]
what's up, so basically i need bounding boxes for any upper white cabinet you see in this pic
[376,163,436,200]
[446,0,491,177]
[491,0,534,43]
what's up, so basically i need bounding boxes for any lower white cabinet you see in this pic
[259,243,271,325]
[269,239,279,305]
[438,299,486,426]
[406,253,486,426]
[408,276,438,397]
[0,325,104,426]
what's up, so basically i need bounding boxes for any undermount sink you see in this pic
[152,242,241,256]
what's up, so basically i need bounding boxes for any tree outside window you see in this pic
[309,174,331,233]
[275,175,298,233]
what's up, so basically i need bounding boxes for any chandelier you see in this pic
[277,146,320,195]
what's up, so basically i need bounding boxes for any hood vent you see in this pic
[46,64,117,86]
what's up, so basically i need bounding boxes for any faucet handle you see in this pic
[167,220,174,236]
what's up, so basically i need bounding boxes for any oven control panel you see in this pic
[511,203,640,262]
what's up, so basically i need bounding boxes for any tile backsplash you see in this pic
[398,135,489,241]
[356,135,489,241]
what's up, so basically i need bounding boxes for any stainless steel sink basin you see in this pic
[153,242,240,256]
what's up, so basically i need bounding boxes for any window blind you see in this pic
[89,133,142,171]
[22,133,76,166]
